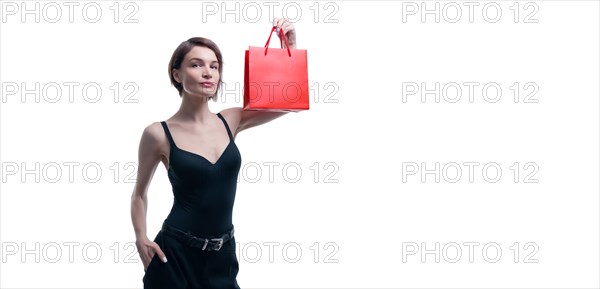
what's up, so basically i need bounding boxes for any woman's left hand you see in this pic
[273,18,296,49]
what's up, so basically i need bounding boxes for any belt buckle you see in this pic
[209,238,224,251]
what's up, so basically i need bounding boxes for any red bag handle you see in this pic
[264,26,292,57]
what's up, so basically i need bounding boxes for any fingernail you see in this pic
[162,257,168,263]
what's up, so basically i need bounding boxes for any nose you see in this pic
[202,66,212,79]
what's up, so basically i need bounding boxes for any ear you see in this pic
[172,68,181,83]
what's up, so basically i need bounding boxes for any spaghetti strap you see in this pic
[160,121,177,148]
[216,113,235,141]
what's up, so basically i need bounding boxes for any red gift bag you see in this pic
[243,27,309,111]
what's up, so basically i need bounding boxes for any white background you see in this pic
[1,1,598,288]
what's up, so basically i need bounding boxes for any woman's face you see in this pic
[173,46,220,99]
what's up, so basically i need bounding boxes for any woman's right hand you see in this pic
[137,237,167,271]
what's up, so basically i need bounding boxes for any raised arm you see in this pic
[130,123,168,269]
[218,18,299,135]
[219,108,288,136]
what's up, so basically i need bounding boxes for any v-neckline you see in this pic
[175,141,233,166]
[162,117,234,167]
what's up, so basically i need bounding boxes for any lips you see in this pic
[200,82,214,88]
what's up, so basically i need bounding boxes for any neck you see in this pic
[174,93,214,123]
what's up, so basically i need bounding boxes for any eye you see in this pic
[191,63,200,68]
[211,65,218,70]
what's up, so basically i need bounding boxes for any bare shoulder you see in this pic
[135,121,169,185]
[139,121,168,154]
[142,121,165,141]
[218,107,243,135]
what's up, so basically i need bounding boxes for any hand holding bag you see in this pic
[243,26,309,111]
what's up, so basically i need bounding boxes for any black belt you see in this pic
[161,222,234,251]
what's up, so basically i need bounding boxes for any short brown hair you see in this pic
[168,37,223,101]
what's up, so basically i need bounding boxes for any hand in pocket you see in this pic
[136,237,167,271]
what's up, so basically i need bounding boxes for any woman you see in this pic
[130,18,297,288]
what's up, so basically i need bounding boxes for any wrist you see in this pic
[135,233,149,242]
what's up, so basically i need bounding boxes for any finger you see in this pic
[272,17,282,27]
[153,245,168,263]
[274,18,289,28]
[282,22,294,34]
[144,251,152,261]
[143,251,154,264]
[273,18,280,34]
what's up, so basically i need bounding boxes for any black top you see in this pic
[159,113,242,237]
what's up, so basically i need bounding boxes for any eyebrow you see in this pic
[188,58,218,64]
